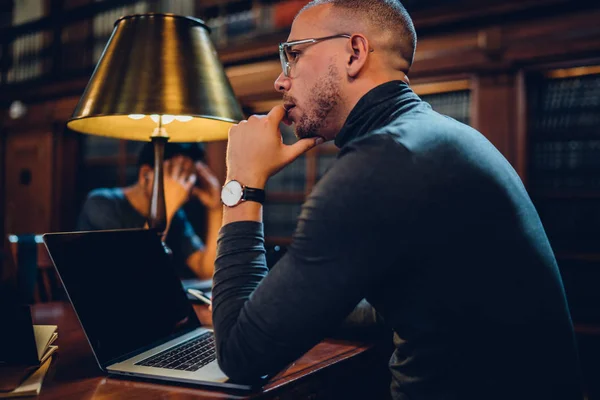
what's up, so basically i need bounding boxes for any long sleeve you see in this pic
[212,139,409,382]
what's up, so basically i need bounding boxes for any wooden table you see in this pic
[31,301,384,399]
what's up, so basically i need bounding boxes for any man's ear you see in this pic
[346,34,370,78]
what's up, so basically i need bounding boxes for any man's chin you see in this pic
[294,125,319,140]
[294,131,319,140]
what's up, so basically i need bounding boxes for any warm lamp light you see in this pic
[67,14,244,237]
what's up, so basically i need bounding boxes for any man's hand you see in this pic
[163,156,196,218]
[192,161,221,210]
[226,105,323,188]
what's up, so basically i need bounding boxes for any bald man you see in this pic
[211,1,583,399]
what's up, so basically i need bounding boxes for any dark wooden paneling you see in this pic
[472,73,518,167]
[51,123,79,231]
[4,130,54,234]
[1,96,80,237]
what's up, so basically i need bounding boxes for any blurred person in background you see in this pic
[77,142,221,279]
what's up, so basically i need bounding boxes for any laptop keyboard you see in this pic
[135,332,216,371]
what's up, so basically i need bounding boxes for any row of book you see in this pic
[5,32,45,84]
[530,74,600,112]
[529,74,600,136]
[530,174,600,191]
[206,0,307,46]
[529,111,599,137]
[421,91,471,126]
[92,1,149,63]
[532,140,600,171]
[529,73,600,193]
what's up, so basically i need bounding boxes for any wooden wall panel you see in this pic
[51,125,79,230]
[471,74,517,168]
[4,131,54,234]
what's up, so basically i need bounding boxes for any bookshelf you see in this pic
[526,65,600,325]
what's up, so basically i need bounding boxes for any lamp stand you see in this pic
[148,119,172,257]
[149,135,168,234]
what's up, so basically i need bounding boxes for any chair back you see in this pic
[7,234,61,303]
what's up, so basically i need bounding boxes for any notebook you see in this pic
[43,228,258,391]
[0,357,52,398]
[0,309,57,395]
[32,326,58,365]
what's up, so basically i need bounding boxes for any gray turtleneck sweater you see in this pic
[212,81,583,400]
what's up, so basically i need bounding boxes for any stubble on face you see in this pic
[292,63,342,140]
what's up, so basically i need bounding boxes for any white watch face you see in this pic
[221,180,243,207]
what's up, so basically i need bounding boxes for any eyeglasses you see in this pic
[278,34,351,77]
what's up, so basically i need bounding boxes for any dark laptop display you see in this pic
[43,229,200,368]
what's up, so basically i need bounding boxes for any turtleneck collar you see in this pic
[334,80,421,148]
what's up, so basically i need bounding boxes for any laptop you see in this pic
[42,228,254,391]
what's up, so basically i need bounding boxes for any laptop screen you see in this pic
[43,229,201,367]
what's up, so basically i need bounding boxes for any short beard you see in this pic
[295,63,342,140]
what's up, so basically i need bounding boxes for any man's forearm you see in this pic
[212,221,270,381]
[222,201,262,226]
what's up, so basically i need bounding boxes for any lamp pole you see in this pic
[149,115,169,238]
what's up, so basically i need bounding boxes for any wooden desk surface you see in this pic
[31,301,378,399]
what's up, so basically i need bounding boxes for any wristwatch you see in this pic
[221,180,266,207]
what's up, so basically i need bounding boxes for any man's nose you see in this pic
[274,72,290,93]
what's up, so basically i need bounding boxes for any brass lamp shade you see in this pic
[67,13,244,141]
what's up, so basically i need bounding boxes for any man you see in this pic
[212,1,583,399]
[77,142,221,280]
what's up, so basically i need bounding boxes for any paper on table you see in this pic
[0,356,52,398]
[32,326,57,362]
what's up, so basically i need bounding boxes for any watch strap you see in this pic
[242,186,266,204]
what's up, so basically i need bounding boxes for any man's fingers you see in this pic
[186,173,197,188]
[172,161,183,178]
[163,159,172,175]
[267,105,286,127]
[284,137,323,162]
[195,162,219,186]
[182,158,194,176]
[195,161,210,177]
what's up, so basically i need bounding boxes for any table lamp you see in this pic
[67,14,244,237]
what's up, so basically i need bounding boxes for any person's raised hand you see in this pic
[163,156,196,217]
[226,105,322,188]
[192,161,221,210]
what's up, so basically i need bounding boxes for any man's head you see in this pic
[136,142,205,195]
[274,0,416,141]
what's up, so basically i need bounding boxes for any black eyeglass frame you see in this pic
[278,34,351,77]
